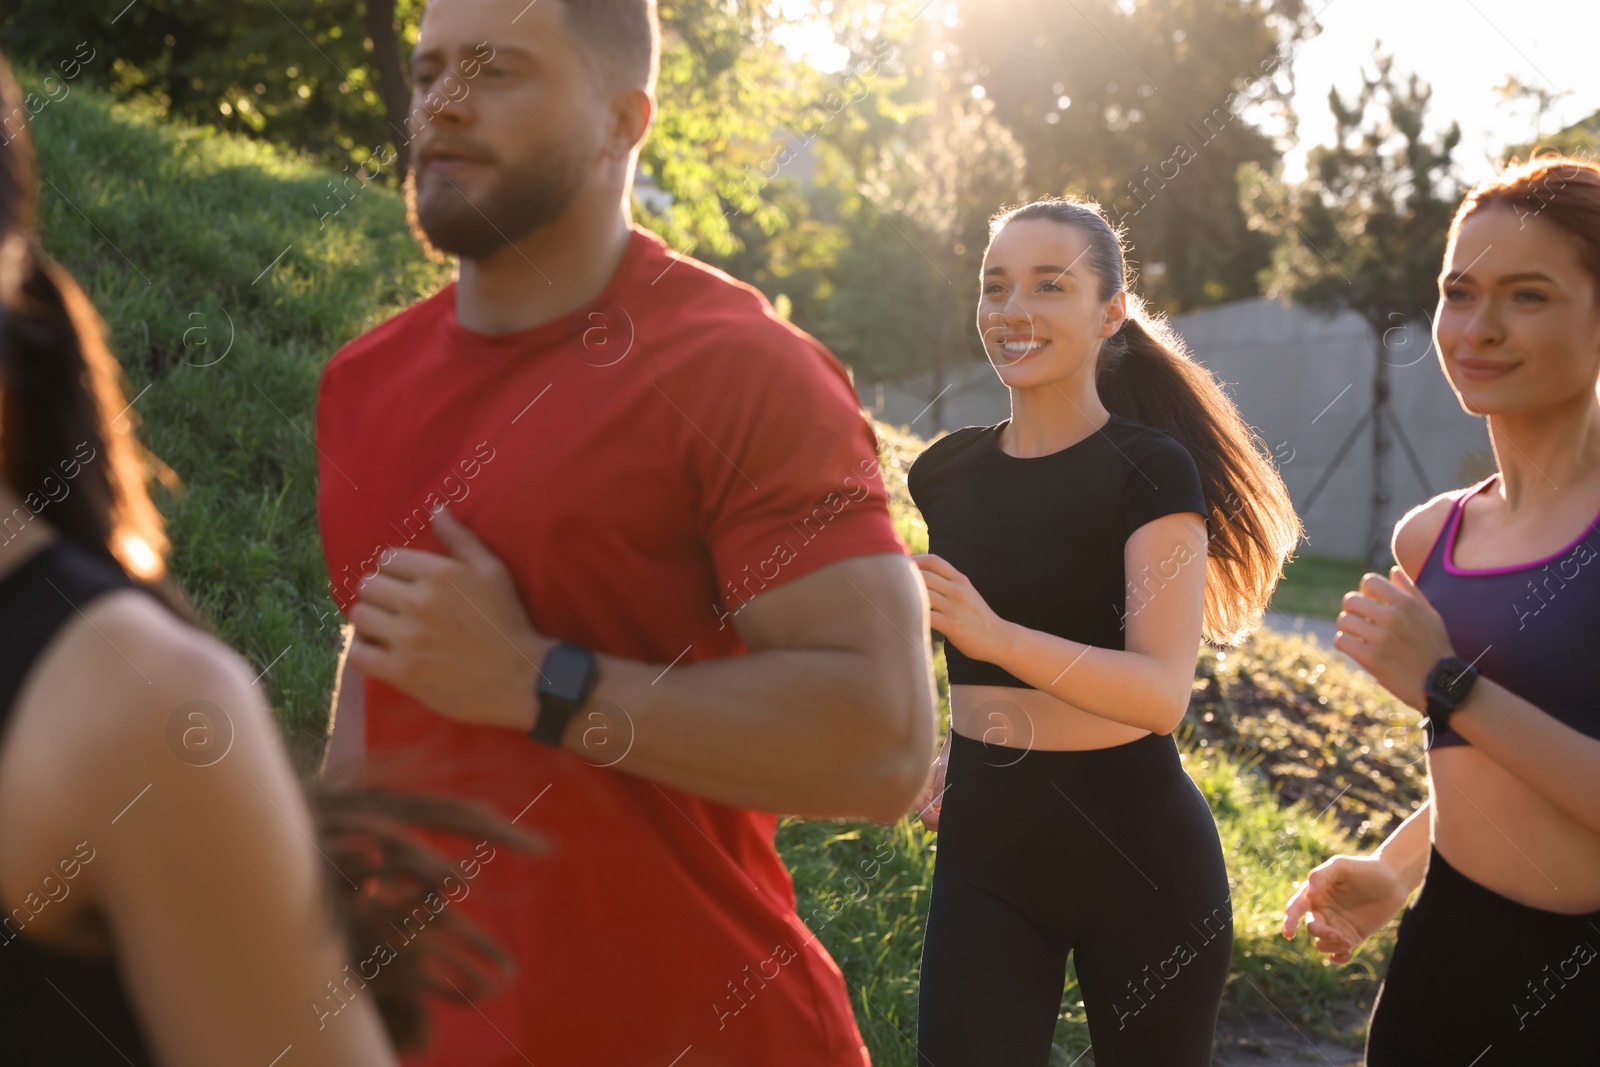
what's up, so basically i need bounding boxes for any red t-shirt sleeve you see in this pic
[681,319,907,611]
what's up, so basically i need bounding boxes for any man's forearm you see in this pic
[353,543,937,820]
[560,644,933,823]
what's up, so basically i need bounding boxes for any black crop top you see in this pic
[907,413,1208,688]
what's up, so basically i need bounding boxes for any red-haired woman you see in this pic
[1286,156,1600,1064]
[910,197,1301,1065]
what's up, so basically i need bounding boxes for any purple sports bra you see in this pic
[1415,472,1600,748]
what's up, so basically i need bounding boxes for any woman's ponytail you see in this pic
[0,47,174,588]
[2,253,175,579]
[991,199,1303,646]
[1098,302,1302,645]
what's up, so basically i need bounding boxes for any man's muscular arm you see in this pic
[348,508,937,822]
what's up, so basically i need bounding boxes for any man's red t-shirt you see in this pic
[315,227,907,1067]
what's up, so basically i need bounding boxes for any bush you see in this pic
[30,73,446,758]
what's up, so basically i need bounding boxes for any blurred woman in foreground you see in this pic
[0,51,527,1065]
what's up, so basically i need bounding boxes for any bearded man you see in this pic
[312,1,935,1064]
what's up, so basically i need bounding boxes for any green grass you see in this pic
[29,72,449,759]
[30,75,1410,1060]
[1270,551,1374,619]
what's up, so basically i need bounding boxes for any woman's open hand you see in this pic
[1283,853,1411,963]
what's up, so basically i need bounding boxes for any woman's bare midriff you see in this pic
[1410,487,1600,913]
[1430,746,1600,913]
[949,683,1151,751]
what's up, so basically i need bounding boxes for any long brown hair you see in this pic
[0,61,174,588]
[990,198,1303,646]
[0,51,537,1050]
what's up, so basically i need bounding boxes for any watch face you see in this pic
[1430,659,1473,703]
[540,644,591,701]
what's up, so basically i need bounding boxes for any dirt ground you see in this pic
[1212,1005,1369,1066]
[1053,1005,1370,1065]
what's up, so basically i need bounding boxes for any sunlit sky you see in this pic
[1284,0,1600,183]
[772,0,1600,185]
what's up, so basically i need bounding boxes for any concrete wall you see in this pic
[857,297,1495,560]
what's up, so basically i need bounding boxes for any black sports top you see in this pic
[907,413,1208,688]
[0,537,160,1065]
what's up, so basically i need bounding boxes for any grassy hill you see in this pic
[31,74,446,749]
[27,74,1422,1063]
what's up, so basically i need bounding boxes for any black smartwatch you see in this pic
[530,642,599,748]
[1423,655,1479,742]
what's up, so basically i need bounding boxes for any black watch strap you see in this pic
[1423,692,1455,739]
[530,642,599,748]
[1424,655,1478,742]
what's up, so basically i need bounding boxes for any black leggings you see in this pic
[917,729,1232,1067]
[1366,844,1600,1065]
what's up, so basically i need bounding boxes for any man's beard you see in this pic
[406,146,588,260]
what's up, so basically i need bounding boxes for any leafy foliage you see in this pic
[1,0,423,166]
[1500,106,1600,166]
[4,0,1323,394]
[948,0,1318,311]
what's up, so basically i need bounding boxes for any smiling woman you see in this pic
[909,196,1301,1066]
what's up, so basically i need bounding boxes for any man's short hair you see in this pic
[558,0,659,92]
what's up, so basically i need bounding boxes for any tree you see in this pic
[1242,48,1462,568]
[662,0,1028,418]
[832,10,1023,376]
[947,0,1318,313]
[362,0,417,175]
[1498,104,1600,165]
[636,0,828,258]
[813,69,1027,426]
[1493,74,1574,146]
[1,0,416,169]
